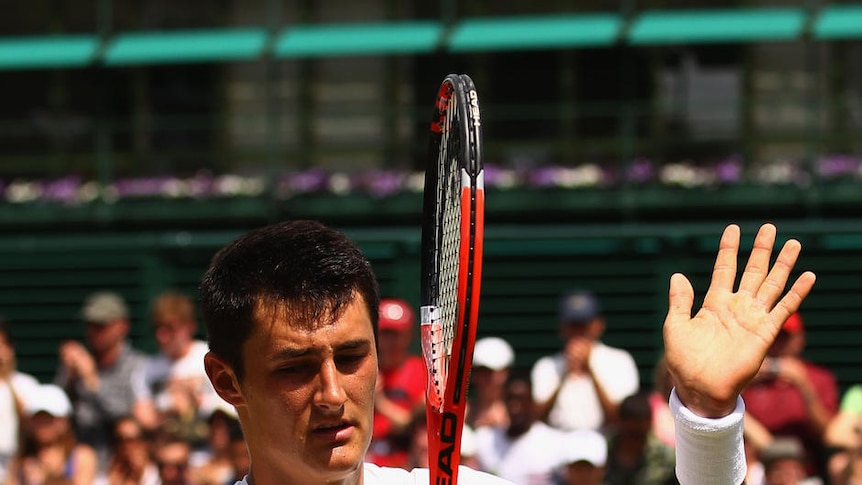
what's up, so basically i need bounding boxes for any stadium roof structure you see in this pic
[0,35,98,69]
[104,28,268,65]
[274,21,443,57]
[628,7,806,45]
[3,5,862,69]
[812,4,862,39]
[448,14,622,51]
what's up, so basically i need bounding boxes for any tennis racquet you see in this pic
[420,73,484,485]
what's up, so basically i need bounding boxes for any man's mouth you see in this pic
[315,422,348,432]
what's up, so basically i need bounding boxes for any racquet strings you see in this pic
[427,84,463,411]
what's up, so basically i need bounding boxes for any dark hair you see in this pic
[200,220,380,381]
[619,391,653,421]
[504,366,533,392]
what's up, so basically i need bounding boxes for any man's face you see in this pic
[153,316,195,360]
[85,320,126,355]
[225,295,378,484]
[155,441,191,485]
[376,328,411,370]
[764,458,807,485]
[505,380,534,436]
[566,462,604,485]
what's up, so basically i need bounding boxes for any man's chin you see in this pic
[311,445,366,478]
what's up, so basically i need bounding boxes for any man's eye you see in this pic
[337,354,366,366]
[279,364,310,374]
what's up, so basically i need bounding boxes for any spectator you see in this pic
[649,353,676,448]
[223,425,249,485]
[0,321,40,483]
[743,412,775,485]
[6,383,98,485]
[152,432,192,485]
[561,429,608,485]
[824,384,862,485]
[760,437,823,485]
[133,290,220,448]
[742,312,838,478]
[54,291,149,472]
[604,391,677,485]
[367,298,425,469]
[406,416,479,472]
[467,337,514,429]
[104,416,158,485]
[531,289,639,431]
[475,369,567,484]
[190,400,241,485]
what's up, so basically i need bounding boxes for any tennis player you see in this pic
[200,220,814,485]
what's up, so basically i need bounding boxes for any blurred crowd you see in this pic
[0,289,860,484]
[0,291,248,485]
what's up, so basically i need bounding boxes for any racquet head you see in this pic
[419,73,484,485]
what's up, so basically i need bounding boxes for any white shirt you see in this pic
[133,340,217,413]
[232,464,514,484]
[0,371,40,481]
[229,391,746,485]
[475,421,566,485]
[531,341,639,430]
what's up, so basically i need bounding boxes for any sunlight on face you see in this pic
[235,295,379,484]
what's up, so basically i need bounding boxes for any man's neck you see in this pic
[245,462,364,485]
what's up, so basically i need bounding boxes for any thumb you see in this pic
[667,273,694,322]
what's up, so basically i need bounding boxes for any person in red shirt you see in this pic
[367,298,425,469]
[742,312,838,480]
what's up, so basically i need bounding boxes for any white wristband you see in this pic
[670,388,746,485]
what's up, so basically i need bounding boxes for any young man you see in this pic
[200,220,815,485]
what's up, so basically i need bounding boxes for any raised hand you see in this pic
[663,223,816,418]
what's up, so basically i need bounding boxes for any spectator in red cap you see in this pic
[742,312,838,480]
[367,298,425,469]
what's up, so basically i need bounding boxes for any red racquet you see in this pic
[420,73,484,485]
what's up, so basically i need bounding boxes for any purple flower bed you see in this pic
[2,155,860,205]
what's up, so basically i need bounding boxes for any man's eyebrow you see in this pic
[335,339,373,352]
[273,339,372,359]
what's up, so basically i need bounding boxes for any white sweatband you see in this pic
[670,388,746,485]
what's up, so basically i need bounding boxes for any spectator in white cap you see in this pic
[55,290,150,474]
[6,383,98,485]
[531,289,639,431]
[467,337,514,428]
[561,429,608,485]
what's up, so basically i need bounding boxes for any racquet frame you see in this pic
[420,73,484,485]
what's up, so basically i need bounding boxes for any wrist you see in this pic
[674,386,738,419]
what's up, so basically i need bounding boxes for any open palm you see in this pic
[664,223,816,418]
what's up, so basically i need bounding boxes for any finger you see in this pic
[755,238,801,306]
[738,223,777,294]
[770,271,816,327]
[707,224,740,294]
[666,272,694,323]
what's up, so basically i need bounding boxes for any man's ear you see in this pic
[204,352,245,407]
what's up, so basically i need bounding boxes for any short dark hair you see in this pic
[200,220,380,381]
[619,391,653,421]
